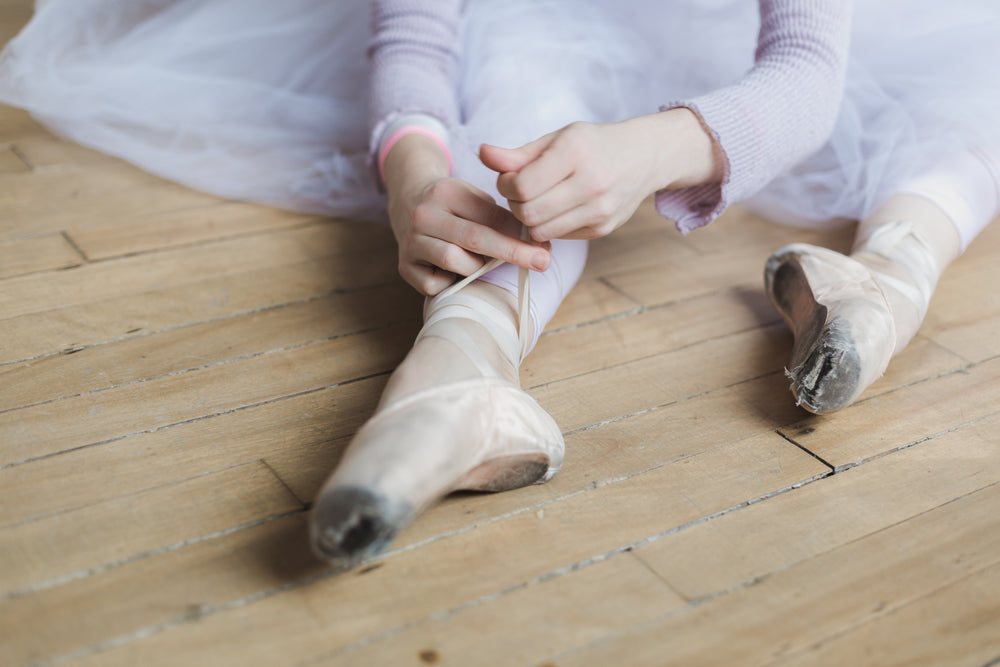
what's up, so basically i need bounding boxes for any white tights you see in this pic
[886,145,1000,251]
[477,238,588,354]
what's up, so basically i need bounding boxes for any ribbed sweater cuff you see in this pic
[653,99,741,234]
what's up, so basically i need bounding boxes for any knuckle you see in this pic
[427,180,451,199]
[509,178,530,202]
[410,205,434,232]
[413,270,442,296]
[593,197,616,219]
[439,244,467,272]
[595,221,615,237]
[417,279,437,297]
[562,122,591,149]
[459,227,484,254]
[518,204,539,226]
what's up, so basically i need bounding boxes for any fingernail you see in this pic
[531,251,549,271]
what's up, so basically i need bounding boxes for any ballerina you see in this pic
[3,0,998,568]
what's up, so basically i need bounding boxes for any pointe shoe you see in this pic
[765,243,896,414]
[310,376,563,569]
[310,258,564,570]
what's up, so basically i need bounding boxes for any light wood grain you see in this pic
[0,461,302,597]
[772,558,1000,667]
[0,515,324,667]
[0,174,226,241]
[10,133,122,168]
[318,553,686,667]
[0,283,420,411]
[0,322,413,466]
[550,460,1000,667]
[319,416,1000,667]
[780,355,1000,470]
[634,410,1000,601]
[923,244,1000,364]
[0,144,29,174]
[0,104,41,141]
[64,432,826,666]
[0,232,82,279]
[542,276,640,332]
[0,376,388,527]
[0,221,393,321]
[0,252,400,364]
[4,3,999,664]
[0,160,166,205]
[524,286,780,387]
[69,200,319,260]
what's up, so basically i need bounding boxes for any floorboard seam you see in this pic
[58,230,90,263]
[775,429,836,471]
[0,279,408,369]
[829,407,1000,474]
[541,480,1000,667]
[0,371,390,471]
[0,318,416,416]
[1,509,303,603]
[302,470,834,664]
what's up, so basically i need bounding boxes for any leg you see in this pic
[765,147,999,414]
[309,240,586,569]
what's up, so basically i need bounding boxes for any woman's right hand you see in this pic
[384,133,551,296]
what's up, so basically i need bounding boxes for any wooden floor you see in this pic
[3,9,1000,667]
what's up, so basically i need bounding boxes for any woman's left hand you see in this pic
[479,109,723,242]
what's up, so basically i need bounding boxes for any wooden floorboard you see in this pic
[3,5,999,665]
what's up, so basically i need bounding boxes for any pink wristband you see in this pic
[377,125,453,182]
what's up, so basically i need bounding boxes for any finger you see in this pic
[398,261,458,296]
[496,140,576,203]
[508,177,592,228]
[478,135,553,174]
[412,234,487,278]
[433,212,552,271]
[528,199,618,242]
[417,180,553,270]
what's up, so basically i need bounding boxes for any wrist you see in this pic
[383,133,452,202]
[633,108,725,193]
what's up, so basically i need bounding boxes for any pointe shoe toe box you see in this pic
[766,243,896,414]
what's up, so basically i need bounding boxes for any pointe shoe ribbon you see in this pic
[854,219,939,325]
[427,226,534,363]
[310,226,562,568]
[408,223,561,480]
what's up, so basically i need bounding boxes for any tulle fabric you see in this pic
[0,0,383,219]
[2,0,999,228]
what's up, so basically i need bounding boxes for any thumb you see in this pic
[479,133,553,173]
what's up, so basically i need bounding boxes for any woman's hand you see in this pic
[384,133,551,296]
[479,108,723,242]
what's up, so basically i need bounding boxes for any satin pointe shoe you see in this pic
[309,255,564,570]
[764,243,896,414]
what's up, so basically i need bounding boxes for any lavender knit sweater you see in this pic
[370,0,852,232]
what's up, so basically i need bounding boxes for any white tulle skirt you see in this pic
[2,0,999,229]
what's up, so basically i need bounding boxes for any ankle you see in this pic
[850,220,948,355]
[378,283,526,408]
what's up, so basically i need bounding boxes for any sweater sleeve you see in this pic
[655,0,853,233]
[368,0,462,157]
